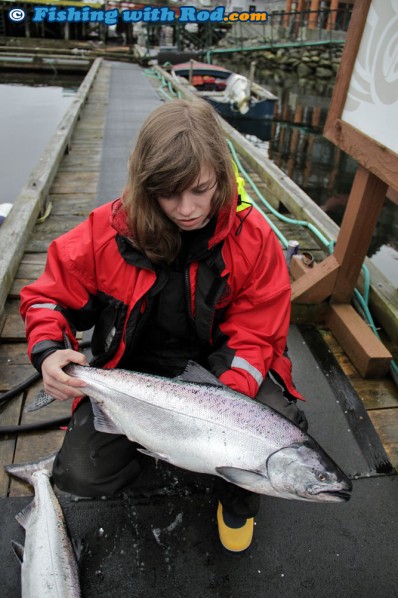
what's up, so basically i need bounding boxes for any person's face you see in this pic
[157,165,217,231]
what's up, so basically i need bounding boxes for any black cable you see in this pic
[0,339,90,432]
[0,416,70,435]
[0,339,91,406]
[0,372,41,405]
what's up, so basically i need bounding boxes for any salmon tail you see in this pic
[5,453,57,485]
[25,389,56,412]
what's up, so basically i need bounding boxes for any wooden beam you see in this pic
[289,254,315,280]
[325,119,398,192]
[332,166,388,303]
[326,303,392,378]
[291,254,339,303]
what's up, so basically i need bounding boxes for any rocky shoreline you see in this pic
[216,38,343,80]
[256,45,343,79]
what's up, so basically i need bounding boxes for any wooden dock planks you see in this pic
[0,60,111,496]
[0,61,397,499]
[320,328,398,468]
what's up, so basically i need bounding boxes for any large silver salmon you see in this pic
[31,361,352,502]
[5,454,81,598]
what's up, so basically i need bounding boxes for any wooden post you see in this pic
[284,0,293,27]
[290,160,391,379]
[332,166,388,303]
[309,0,320,29]
[287,103,303,177]
[291,165,388,306]
[291,163,391,378]
[294,0,306,36]
[327,0,339,30]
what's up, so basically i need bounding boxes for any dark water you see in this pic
[0,72,81,206]
[220,63,398,289]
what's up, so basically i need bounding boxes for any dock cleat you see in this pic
[217,502,254,554]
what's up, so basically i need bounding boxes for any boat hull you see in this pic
[205,96,277,120]
[171,61,278,121]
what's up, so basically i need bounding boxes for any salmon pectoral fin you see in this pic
[216,466,266,486]
[91,401,123,435]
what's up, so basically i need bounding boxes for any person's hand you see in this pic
[41,350,89,401]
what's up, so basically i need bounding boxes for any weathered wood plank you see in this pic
[9,279,34,299]
[51,203,97,218]
[0,343,30,366]
[0,61,111,496]
[317,327,345,355]
[49,192,97,201]
[4,299,22,316]
[352,378,398,410]
[9,381,70,496]
[0,393,24,496]
[0,58,103,320]
[23,236,53,253]
[333,353,359,378]
[368,409,398,451]
[35,215,86,232]
[383,443,398,469]
[267,221,323,250]
[50,174,99,194]
[0,365,36,391]
[2,315,30,342]
[14,259,46,280]
[59,161,102,173]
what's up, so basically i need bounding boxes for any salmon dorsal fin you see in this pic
[174,361,225,387]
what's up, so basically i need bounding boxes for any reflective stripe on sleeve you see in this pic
[28,303,59,310]
[231,356,263,386]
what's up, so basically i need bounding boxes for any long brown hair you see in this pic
[122,98,236,263]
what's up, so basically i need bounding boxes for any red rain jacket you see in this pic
[20,196,304,403]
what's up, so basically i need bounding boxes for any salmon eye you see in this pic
[318,473,326,482]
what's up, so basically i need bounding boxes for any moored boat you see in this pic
[171,60,278,120]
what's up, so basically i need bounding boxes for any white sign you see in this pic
[341,0,398,155]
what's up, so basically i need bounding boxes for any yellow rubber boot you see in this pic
[217,502,254,554]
